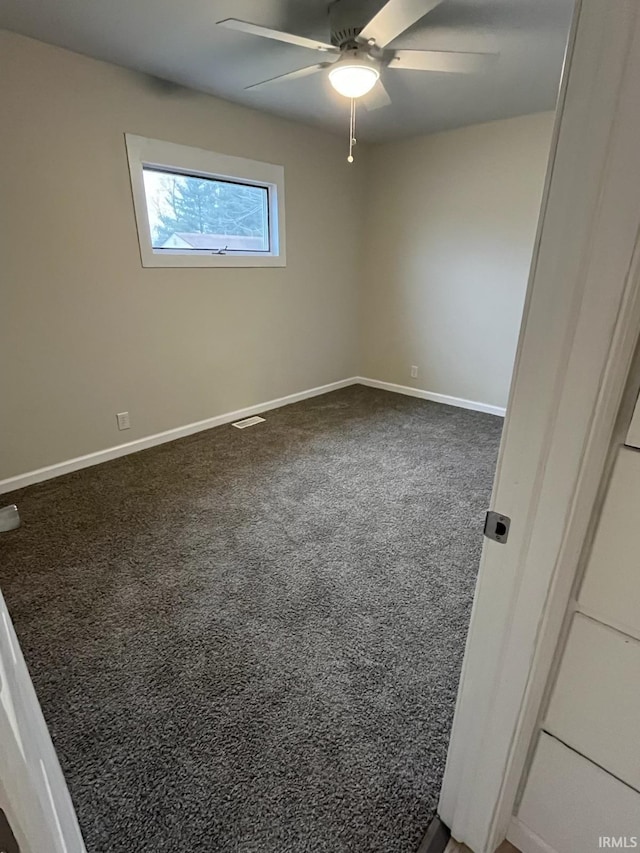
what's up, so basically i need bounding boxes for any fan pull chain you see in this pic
[348,97,357,163]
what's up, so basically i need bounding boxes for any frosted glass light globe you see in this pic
[329,63,379,98]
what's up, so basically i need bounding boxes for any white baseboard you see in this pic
[0,378,356,494]
[0,376,504,494]
[355,377,507,417]
[507,817,559,853]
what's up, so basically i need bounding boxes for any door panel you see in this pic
[515,733,640,853]
[0,590,86,853]
[0,698,51,853]
[545,613,640,791]
[438,3,640,849]
[578,448,640,637]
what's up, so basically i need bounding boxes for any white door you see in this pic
[438,1,640,851]
[509,434,640,853]
[0,583,86,853]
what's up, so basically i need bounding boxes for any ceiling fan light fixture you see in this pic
[329,56,380,99]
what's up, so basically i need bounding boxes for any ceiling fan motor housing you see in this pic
[328,0,371,48]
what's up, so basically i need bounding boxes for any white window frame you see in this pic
[125,134,286,268]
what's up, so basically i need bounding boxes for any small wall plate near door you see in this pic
[116,412,131,431]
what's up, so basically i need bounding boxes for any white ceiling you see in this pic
[0,0,575,142]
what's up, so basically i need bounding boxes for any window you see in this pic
[125,135,285,268]
[143,169,271,254]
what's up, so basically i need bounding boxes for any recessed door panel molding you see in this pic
[514,733,640,853]
[545,613,640,791]
[578,448,640,637]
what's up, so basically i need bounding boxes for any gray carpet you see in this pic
[0,385,502,853]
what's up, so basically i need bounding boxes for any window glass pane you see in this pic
[142,168,269,253]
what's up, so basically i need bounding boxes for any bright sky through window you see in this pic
[142,168,269,253]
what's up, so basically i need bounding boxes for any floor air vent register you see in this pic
[231,416,266,429]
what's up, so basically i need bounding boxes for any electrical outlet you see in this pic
[116,411,131,431]
[410,365,419,379]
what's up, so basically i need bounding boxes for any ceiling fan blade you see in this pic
[390,49,498,74]
[217,19,338,54]
[359,0,445,48]
[363,80,392,111]
[245,63,330,90]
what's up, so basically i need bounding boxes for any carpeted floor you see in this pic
[0,385,502,853]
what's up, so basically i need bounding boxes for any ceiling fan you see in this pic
[217,0,497,110]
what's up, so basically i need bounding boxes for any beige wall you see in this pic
[0,30,364,479]
[0,30,553,481]
[361,112,554,409]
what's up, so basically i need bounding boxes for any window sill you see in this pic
[140,251,286,269]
